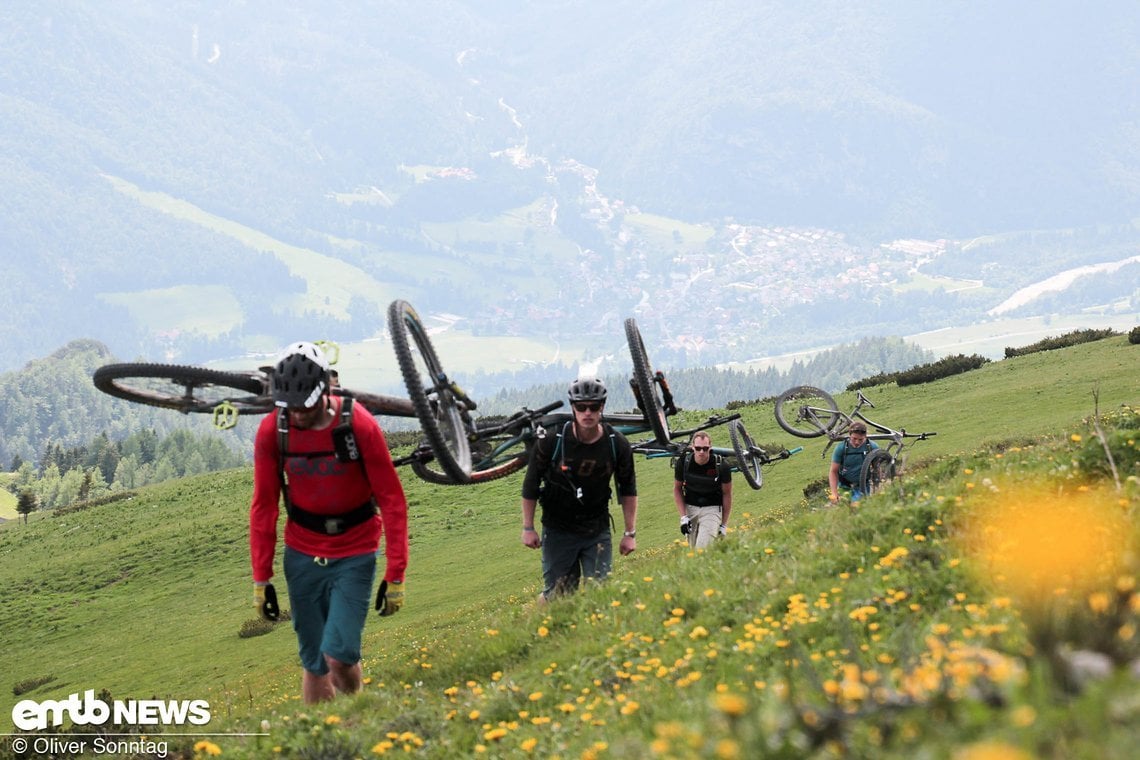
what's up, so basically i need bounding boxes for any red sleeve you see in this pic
[356,410,410,582]
[249,413,282,583]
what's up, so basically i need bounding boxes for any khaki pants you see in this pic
[684,504,722,550]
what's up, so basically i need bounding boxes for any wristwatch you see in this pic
[623,530,636,538]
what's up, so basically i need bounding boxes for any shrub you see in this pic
[1129,326,1140,345]
[238,612,292,639]
[13,674,56,696]
[1004,328,1120,358]
[894,354,990,387]
[847,371,898,392]
[1072,429,1140,481]
[803,478,828,499]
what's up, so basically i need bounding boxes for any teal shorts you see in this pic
[283,546,376,675]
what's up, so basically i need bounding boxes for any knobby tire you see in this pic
[92,363,270,414]
[774,385,840,438]
[624,318,670,446]
[860,449,896,495]
[728,419,763,490]
[387,300,473,484]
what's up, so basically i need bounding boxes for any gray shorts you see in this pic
[540,526,612,599]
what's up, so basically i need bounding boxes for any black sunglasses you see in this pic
[691,445,711,452]
[573,402,603,413]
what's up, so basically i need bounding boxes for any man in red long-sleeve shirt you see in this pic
[249,341,409,704]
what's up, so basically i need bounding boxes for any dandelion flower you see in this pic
[713,693,748,717]
[953,740,1033,760]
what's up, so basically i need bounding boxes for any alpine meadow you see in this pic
[5,2,1140,759]
[2,335,1138,758]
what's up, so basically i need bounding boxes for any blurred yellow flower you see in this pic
[1071,433,1083,442]
[958,487,1133,603]
[713,692,748,717]
[953,740,1033,760]
[715,738,742,759]
[1088,591,1111,613]
[1010,705,1036,727]
[194,741,222,757]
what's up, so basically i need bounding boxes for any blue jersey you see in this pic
[832,439,879,486]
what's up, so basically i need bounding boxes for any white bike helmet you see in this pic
[272,341,331,408]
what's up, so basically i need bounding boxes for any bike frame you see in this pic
[816,391,934,469]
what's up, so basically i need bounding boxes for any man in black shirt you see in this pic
[520,378,638,600]
[673,431,733,550]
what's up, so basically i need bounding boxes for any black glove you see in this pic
[254,582,280,621]
[679,516,691,535]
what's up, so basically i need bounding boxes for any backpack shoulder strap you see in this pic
[552,420,573,471]
[276,407,290,493]
[555,421,618,471]
[604,422,617,463]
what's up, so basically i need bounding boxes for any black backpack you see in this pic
[275,397,374,535]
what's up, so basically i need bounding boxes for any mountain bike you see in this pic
[93,299,795,489]
[773,386,936,495]
[392,304,753,486]
[92,362,415,428]
[643,418,802,490]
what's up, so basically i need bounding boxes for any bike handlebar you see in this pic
[897,429,938,440]
[519,400,564,418]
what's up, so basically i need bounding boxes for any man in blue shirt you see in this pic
[828,422,878,503]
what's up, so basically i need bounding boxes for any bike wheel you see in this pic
[624,318,670,445]
[412,449,529,486]
[387,299,472,484]
[859,449,896,495]
[728,419,763,490]
[774,386,840,438]
[93,363,270,414]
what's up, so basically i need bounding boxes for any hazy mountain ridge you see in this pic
[1,2,1138,371]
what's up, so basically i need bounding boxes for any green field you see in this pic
[0,474,15,520]
[2,337,1138,757]
[104,175,414,330]
[906,313,1139,359]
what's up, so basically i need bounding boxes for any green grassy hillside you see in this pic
[0,474,15,520]
[1,337,1138,758]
